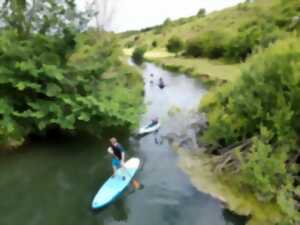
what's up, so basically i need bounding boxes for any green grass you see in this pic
[150,56,241,81]
[123,48,174,58]
[124,47,241,85]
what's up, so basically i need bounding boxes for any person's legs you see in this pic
[112,158,120,176]
[112,158,125,179]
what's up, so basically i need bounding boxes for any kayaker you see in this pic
[158,77,165,89]
[147,117,159,128]
[107,137,126,178]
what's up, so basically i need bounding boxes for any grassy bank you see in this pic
[124,48,241,86]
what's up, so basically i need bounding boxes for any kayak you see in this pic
[91,157,140,209]
[138,122,160,135]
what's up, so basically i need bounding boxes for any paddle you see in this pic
[121,162,142,189]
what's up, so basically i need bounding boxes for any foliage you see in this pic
[132,46,147,65]
[166,36,184,54]
[152,40,158,48]
[200,36,300,222]
[185,31,228,59]
[163,18,172,26]
[0,1,144,149]
[0,0,90,36]
[184,37,204,57]
[197,8,206,17]
[225,20,285,61]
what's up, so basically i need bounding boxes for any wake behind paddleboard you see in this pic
[91,157,140,209]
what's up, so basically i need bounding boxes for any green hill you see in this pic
[121,0,300,84]
[122,0,299,52]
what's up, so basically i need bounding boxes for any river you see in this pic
[0,62,246,225]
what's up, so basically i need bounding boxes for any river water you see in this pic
[0,63,245,225]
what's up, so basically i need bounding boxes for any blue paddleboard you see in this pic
[91,157,140,209]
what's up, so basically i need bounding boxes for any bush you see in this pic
[201,36,300,222]
[185,37,205,57]
[0,30,144,148]
[166,36,184,54]
[152,40,158,48]
[225,22,285,61]
[185,31,228,59]
[197,8,206,17]
[132,46,147,65]
[201,31,227,58]
[126,40,135,48]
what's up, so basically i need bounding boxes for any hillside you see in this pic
[121,0,300,84]
[122,0,300,49]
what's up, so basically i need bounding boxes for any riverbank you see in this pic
[123,48,241,87]
[175,148,285,225]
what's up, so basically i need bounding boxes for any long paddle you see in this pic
[121,161,142,190]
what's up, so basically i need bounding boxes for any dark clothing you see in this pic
[147,119,158,128]
[111,143,125,160]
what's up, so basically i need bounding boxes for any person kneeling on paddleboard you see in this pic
[107,137,126,180]
[147,117,159,128]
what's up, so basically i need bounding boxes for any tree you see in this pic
[0,0,90,36]
[0,1,144,148]
[166,36,184,54]
[163,18,172,26]
[197,8,206,17]
[132,46,147,65]
[84,0,118,30]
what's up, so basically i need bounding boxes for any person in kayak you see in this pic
[107,137,126,179]
[158,77,165,89]
[147,117,159,128]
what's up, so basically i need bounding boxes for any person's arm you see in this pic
[117,144,126,165]
[107,147,113,155]
[121,152,125,165]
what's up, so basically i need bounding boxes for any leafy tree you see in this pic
[185,38,205,57]
[166,36,184,54]
[163,18,172,26]
[132,46,147,65]
[152,40,158,48]
[185,31,228,59]
[197,8,206,17]
[0,1,144,148]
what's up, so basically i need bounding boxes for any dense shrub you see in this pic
[185,31,228,59]
[0,1,144,149]
[132,46,147,65]
[201,36,300,223]
[166,36,184,54]
[126,40,135,48]
[152,40,158,48]
[197,8,206,17]
[185,37,204,57]
[225,22,285,61]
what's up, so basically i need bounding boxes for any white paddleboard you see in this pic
[91,157,140,209]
